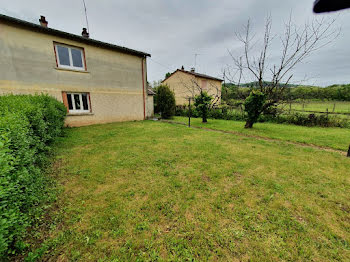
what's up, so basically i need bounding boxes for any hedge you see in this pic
[0,94,66,258]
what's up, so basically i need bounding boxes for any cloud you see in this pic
[0,0,349,86]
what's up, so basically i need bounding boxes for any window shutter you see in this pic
[62,92,69,112]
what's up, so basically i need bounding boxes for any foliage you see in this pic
[154,85,176,119]
[194,92,213,123]
[222,84,350,103]
[244,91,266,128]
[0,94,66,258]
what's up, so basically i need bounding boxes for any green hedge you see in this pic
[0,94,66,258]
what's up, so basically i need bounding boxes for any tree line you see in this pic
[222,84,350,102]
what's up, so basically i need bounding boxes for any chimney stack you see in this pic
[82,28,89,38]
[181,66,184,70]
[39,16,48,27]
[190,67,195,73]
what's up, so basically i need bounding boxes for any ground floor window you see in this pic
[63,92,91,114]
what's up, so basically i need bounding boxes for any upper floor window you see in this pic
[54,43,86,71]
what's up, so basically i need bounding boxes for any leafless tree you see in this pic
[227,14,340,128]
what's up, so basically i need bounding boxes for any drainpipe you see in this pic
[141,57,146,120]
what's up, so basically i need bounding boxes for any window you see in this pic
[55,43,86,70]
[65,92,91,113]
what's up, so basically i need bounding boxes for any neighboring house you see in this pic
[0,14,152,126]
[162,67,223,106]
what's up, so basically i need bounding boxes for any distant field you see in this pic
[283,101,350,114]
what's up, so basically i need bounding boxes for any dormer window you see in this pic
[54,43,86,71]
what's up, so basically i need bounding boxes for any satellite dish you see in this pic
[313,0,350,13]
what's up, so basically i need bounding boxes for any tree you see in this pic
[154,85,176,119]
[227,14,339,128]
[194,91,213,123]
[165,72,172,79]
[244,91,266,128]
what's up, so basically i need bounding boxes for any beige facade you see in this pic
[162,69,223,106]
[0,15,152,126]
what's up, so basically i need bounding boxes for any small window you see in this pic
[65,92,90,113]
[55,43,85,70]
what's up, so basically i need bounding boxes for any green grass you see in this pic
[30,120,350,261]
[174,117,350,151]
[287,101,350,114]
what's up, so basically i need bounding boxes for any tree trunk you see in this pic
[244,120,254,128]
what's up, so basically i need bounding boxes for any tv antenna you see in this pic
[194,53,201,68]
[82,0,90,34]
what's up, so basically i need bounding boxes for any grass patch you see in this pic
[32,121,350,261]
[174,116,350,151]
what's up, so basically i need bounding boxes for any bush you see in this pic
[0,94,66,258]
[154,85,176,119]
[194,92,213,123]
[244,91,266,128]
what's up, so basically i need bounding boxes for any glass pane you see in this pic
[67,94,73,110]
[74,94,81,110]
[57,45,70,66]
[71,48,83,68]
[82,94,89,110]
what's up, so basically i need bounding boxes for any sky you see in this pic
[1,0,350,87]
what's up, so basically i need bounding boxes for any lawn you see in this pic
[30,120,350,261]
[174,116,350,151]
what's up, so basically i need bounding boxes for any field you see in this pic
[29,120,350,261]
[287,101,350,114]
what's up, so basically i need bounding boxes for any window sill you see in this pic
[67,112,94,116]
[55,67,90,73]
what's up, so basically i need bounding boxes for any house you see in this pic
[0,14,153,126]
[162,67,223,106]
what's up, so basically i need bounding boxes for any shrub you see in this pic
[244,91,266,128]
[194,92,213,123]
[0,94,66,258]
[154,85,176,119]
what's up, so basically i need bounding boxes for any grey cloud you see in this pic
[0,0,349,86]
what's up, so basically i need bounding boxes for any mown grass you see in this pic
[29,120,350,261]
[174,117,350,151]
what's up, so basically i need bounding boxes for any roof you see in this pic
[162,69,223,83]
[313,0,350,13]
[147,88,156,96]
[0,14,151,58]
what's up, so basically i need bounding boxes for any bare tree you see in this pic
[228,14,340,128]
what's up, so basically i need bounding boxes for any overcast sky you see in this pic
[1,0,350,86]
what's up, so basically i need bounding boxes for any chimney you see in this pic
[39,16,48,27]
[190,67,195,73]
[82,28,89,38]
[181,66,184,70]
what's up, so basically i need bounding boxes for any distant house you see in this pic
[0,14,153,126]
[162,67,223,106]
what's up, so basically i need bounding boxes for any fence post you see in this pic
[347,145,350,157]
[333,103,336,113]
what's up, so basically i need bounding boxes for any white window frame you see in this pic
[67,92,90,114]
[55,43,86,71]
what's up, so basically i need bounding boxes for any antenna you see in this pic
[194,53,201,68]
[82,0,90,34]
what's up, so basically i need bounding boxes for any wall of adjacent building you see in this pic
[0,22,147,126]
[162,71,222,106]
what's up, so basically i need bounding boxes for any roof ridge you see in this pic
[0,13,150,58]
